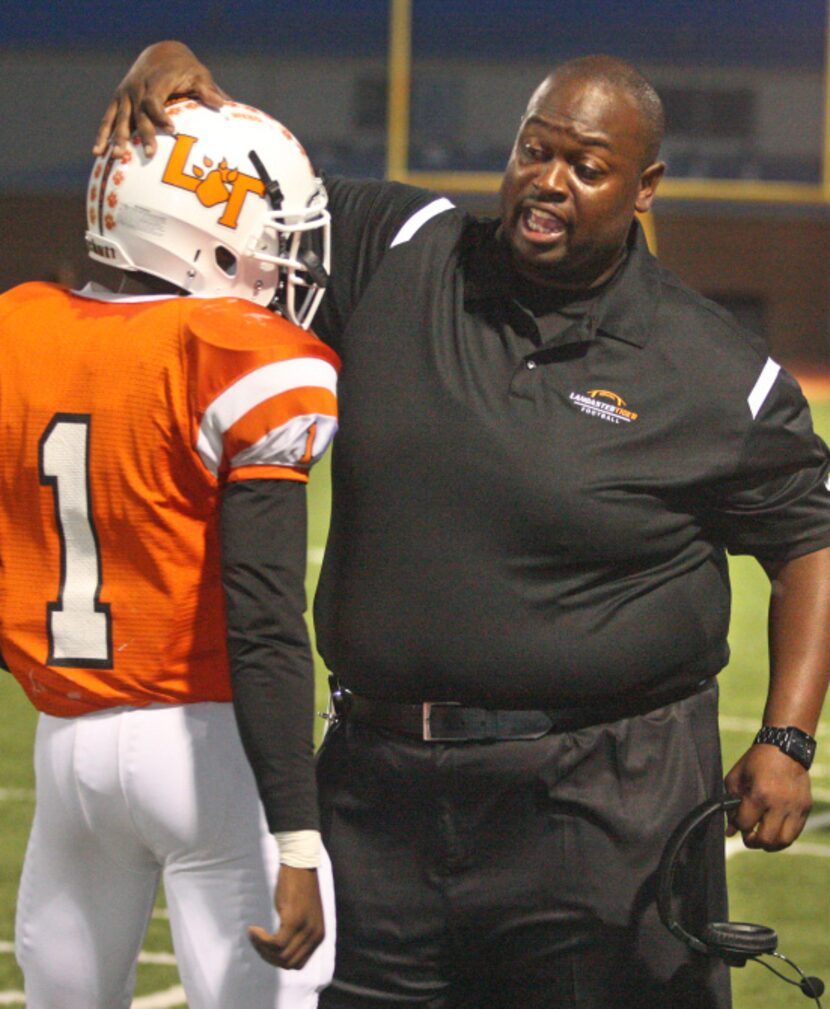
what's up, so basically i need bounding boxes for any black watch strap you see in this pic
[753,725,817,770]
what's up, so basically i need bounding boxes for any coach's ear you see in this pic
[93,41,228,158]
[634,161,665,215]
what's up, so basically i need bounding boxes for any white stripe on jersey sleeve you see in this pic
[389,198,455,248]
[747,357,781,419]
[229,414,339,471]
[196,356,338,476]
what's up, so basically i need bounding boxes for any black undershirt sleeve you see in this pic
[219,477,319,833]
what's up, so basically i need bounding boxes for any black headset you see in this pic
[658,795,824,1006]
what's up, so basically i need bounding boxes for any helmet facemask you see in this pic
[245,150,330,329]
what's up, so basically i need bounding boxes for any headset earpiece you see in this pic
[701,921,778,958]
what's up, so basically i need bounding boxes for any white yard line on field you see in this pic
[132,985,187,1008]
[0,943,184,1009]
[727,835,830,860]
[0,988,188,1009]
[720,715,830,738]
[726,809,830,860]
[135,951,177,966]
[0,789,33,802]
[778,842,830,858]
[0,941,176,967]
[0,986,183,1009]
[307,546,325,566]
[800,810,830,831]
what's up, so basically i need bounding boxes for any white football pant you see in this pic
[15,702,335,1009]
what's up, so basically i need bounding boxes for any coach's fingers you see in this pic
[247,923,320,970]
[724,744,812,850]
[93,98,120,156]
[247,925,285,967]
[93,42,229,158]
[274,865,324,966]
[274,921,319,969]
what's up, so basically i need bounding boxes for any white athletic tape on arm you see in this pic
[390,198,455,248]
[273,829,322,868]
[747,358,781,419]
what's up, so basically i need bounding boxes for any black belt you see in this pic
[332,677,712,742]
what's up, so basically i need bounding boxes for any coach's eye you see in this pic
[521,143,546,162]
[575,163,603,182]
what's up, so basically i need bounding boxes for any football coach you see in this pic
[95,45,830,1009]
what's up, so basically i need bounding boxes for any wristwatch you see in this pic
[753,725,817,770]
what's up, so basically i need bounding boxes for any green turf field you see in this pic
[1,404,829,1008]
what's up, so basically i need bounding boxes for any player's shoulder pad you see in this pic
[185,297,339,367]
[0,280,69,323]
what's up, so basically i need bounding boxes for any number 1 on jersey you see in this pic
[39,414,113,667]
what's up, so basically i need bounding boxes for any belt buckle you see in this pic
[422,701,461,741]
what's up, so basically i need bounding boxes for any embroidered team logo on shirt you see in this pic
[569,389,639,424]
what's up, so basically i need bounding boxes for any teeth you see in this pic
[525,208,563,235]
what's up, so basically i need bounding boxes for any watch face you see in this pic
[756,726,816,769]
[785,729,816,769]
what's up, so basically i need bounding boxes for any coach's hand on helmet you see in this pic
[247,866,325,970]
[93,41,228,159]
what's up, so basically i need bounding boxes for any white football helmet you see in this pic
[85,99,330,328]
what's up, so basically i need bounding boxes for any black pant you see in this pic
[317,682,730,1009]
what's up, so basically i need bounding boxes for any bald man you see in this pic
[95,50,830,1009]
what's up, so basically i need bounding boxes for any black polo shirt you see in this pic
[312,177,830,708]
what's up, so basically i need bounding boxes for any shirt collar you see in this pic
[462,218,661,349]
[590,223,662,348]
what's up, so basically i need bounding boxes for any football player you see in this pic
[0,100,337,1009]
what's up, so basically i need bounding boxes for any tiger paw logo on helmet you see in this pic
[161,136,266,230]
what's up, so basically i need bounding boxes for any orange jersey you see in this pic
[0,282,339,717]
